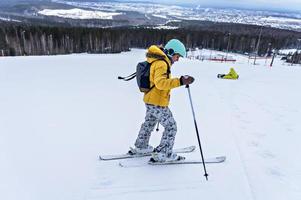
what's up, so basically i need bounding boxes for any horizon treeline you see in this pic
[0,21,301,57]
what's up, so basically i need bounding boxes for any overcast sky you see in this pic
[145,0,301,12]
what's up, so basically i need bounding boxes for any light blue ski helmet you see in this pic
[165,39,186,57]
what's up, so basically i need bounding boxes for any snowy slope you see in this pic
[1,50,301,200]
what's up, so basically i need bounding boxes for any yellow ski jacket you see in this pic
[143,45,181,107]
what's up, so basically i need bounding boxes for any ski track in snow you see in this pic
[214,64,301,200]
[212,84,256,200]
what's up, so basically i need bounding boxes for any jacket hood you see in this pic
[146,45,171,66]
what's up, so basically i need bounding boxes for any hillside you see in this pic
[0,49,301,200]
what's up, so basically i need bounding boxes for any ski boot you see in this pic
[149,151,185,163]
[128,145,154,155]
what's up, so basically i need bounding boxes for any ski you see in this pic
[99,145,196,161]
[119,156,226,168]
[149,156,226,165]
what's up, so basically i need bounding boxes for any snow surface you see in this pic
[38,8,122,19]
[0,16,21,22]
[278,49,300,55]
[1,49,301,200]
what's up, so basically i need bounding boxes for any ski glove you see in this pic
[180,75,195,85]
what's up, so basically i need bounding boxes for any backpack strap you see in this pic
[151,59,170,78]
[118,72,136,81]
[146,59,170,93]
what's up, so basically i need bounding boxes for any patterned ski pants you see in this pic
[135,104,177,155]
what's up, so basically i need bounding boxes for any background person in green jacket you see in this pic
[217,67,239,79]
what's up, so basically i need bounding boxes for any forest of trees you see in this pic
[1,21,301,63]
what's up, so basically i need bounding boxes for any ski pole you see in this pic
[156,122,160,132]
[186,85,209,181]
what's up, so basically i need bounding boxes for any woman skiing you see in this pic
[129,39,195,162]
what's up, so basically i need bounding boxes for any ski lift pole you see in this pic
[186,85,209,180]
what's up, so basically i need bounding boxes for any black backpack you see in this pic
[118,60,169,93]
